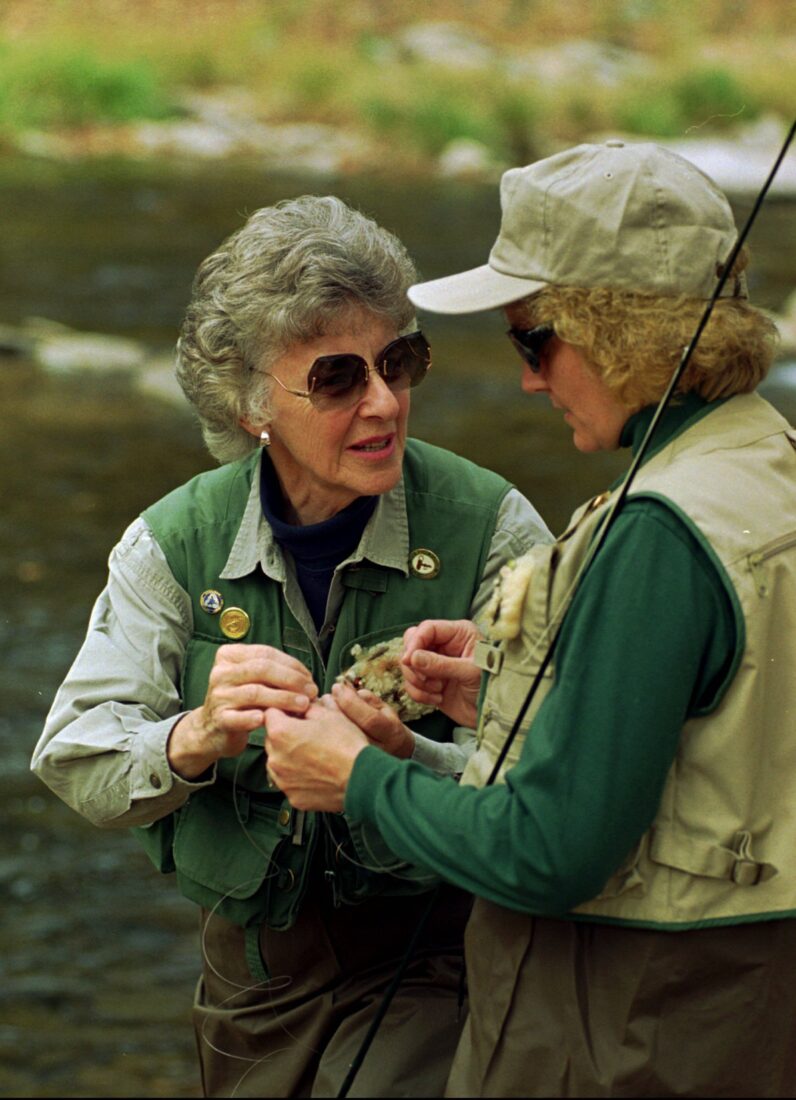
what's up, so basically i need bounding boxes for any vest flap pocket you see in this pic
[173,783,283,899]
[336,622,418,677]
[341,566,390,593]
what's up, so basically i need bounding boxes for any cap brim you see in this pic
[407,263,546,315]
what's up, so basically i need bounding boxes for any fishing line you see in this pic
[197,895,296,1097]
[685,105,746,132]
[336,885,441,1099]
[334,117,796,1099]
[320,807,439,881]
[195,755,301,1096]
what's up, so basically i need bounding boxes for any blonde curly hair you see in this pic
[514,251,780,409]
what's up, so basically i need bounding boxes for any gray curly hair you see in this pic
[176,195,418,463]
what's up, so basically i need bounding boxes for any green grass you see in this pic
[0,45,179,130]
[0,0,792,167]
[618,66,758,138]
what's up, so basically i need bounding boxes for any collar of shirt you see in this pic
[620,393,728,459]
[219,450,411,582]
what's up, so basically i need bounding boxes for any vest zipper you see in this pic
[747,531,796,597]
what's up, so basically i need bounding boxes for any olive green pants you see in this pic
[193,885,471,1098]
[447,898,796,1098]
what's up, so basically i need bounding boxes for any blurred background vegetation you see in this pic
[0,0,793,171]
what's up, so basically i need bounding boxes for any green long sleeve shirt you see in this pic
[345,396,739,916]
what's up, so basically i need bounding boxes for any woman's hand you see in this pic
[330,682,415,759]
[168,644,318,780]
[264,700,369,812]
[401,619,483,729]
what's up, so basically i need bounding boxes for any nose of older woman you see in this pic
[359,370,402,418]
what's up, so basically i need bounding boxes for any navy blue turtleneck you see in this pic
[259,455,377,630]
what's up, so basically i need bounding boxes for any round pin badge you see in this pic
[409,548,441,579]
[219,607,251,639]
[199,589,224,615]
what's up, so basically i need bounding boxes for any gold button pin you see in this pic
[409,548,441,579]
[219,607,251,639]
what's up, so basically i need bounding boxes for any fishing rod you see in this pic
[335,118,795,1100]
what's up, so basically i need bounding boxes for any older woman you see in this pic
[263,144,796,1097]
[31,196,551,1098]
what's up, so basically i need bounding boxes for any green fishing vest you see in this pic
[133,438,510,932]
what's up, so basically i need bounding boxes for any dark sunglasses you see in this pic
[507,323,555,373]
[267,331,431,411]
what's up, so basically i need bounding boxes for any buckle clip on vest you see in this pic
[650,828,777,886]
[474,639,503,675]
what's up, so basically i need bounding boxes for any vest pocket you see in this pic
[173,782,286,902]
[335,622,454,742]
[335,622,420,677]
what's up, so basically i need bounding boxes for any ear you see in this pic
[240,417,267,439]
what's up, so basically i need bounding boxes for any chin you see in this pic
[573,428,619,453]
[364,465,403,497]
[572,434,600,453]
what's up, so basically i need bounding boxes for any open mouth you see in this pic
[350,434,394,454]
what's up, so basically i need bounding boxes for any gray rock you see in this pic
[395,21,496,70]
[3,318,185,405]
[129,115,370,175]
[0,323,36,357]
[510,40,651,88]
[25,319,147,373]
[132,120,242,159]
[660,115,796,198]
[437,138,504,181]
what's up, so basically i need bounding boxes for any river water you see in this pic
[1,154,794,1098]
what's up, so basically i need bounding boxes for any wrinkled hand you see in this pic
[168,644,318,780]
[330,682,414,759]
[264,700,369,811]
[401,619,483,729]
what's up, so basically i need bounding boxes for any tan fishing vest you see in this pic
[463,393,796,928]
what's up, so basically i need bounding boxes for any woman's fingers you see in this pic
[330,683,414,758]
[402,619,480,663]
[214,682,312,713]
[407,648,478,683]
[264,703,368,811]
[213,644,318,697]
[169,647,317,780]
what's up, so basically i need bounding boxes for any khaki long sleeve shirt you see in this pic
[32,466,550,828]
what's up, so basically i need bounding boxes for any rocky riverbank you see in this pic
[6,23,795,196]
[13,96,795,198]
[3,294,795,411]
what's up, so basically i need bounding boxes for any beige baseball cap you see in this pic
[408,140,746,314]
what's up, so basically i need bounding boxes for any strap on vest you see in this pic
[650,828,777,886]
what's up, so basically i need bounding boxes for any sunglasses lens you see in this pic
[380,332,431,390]
[307,355,367,410]
[305,332,431,411]
[508,324,554,371]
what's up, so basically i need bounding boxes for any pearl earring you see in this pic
[259,429,271,447]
